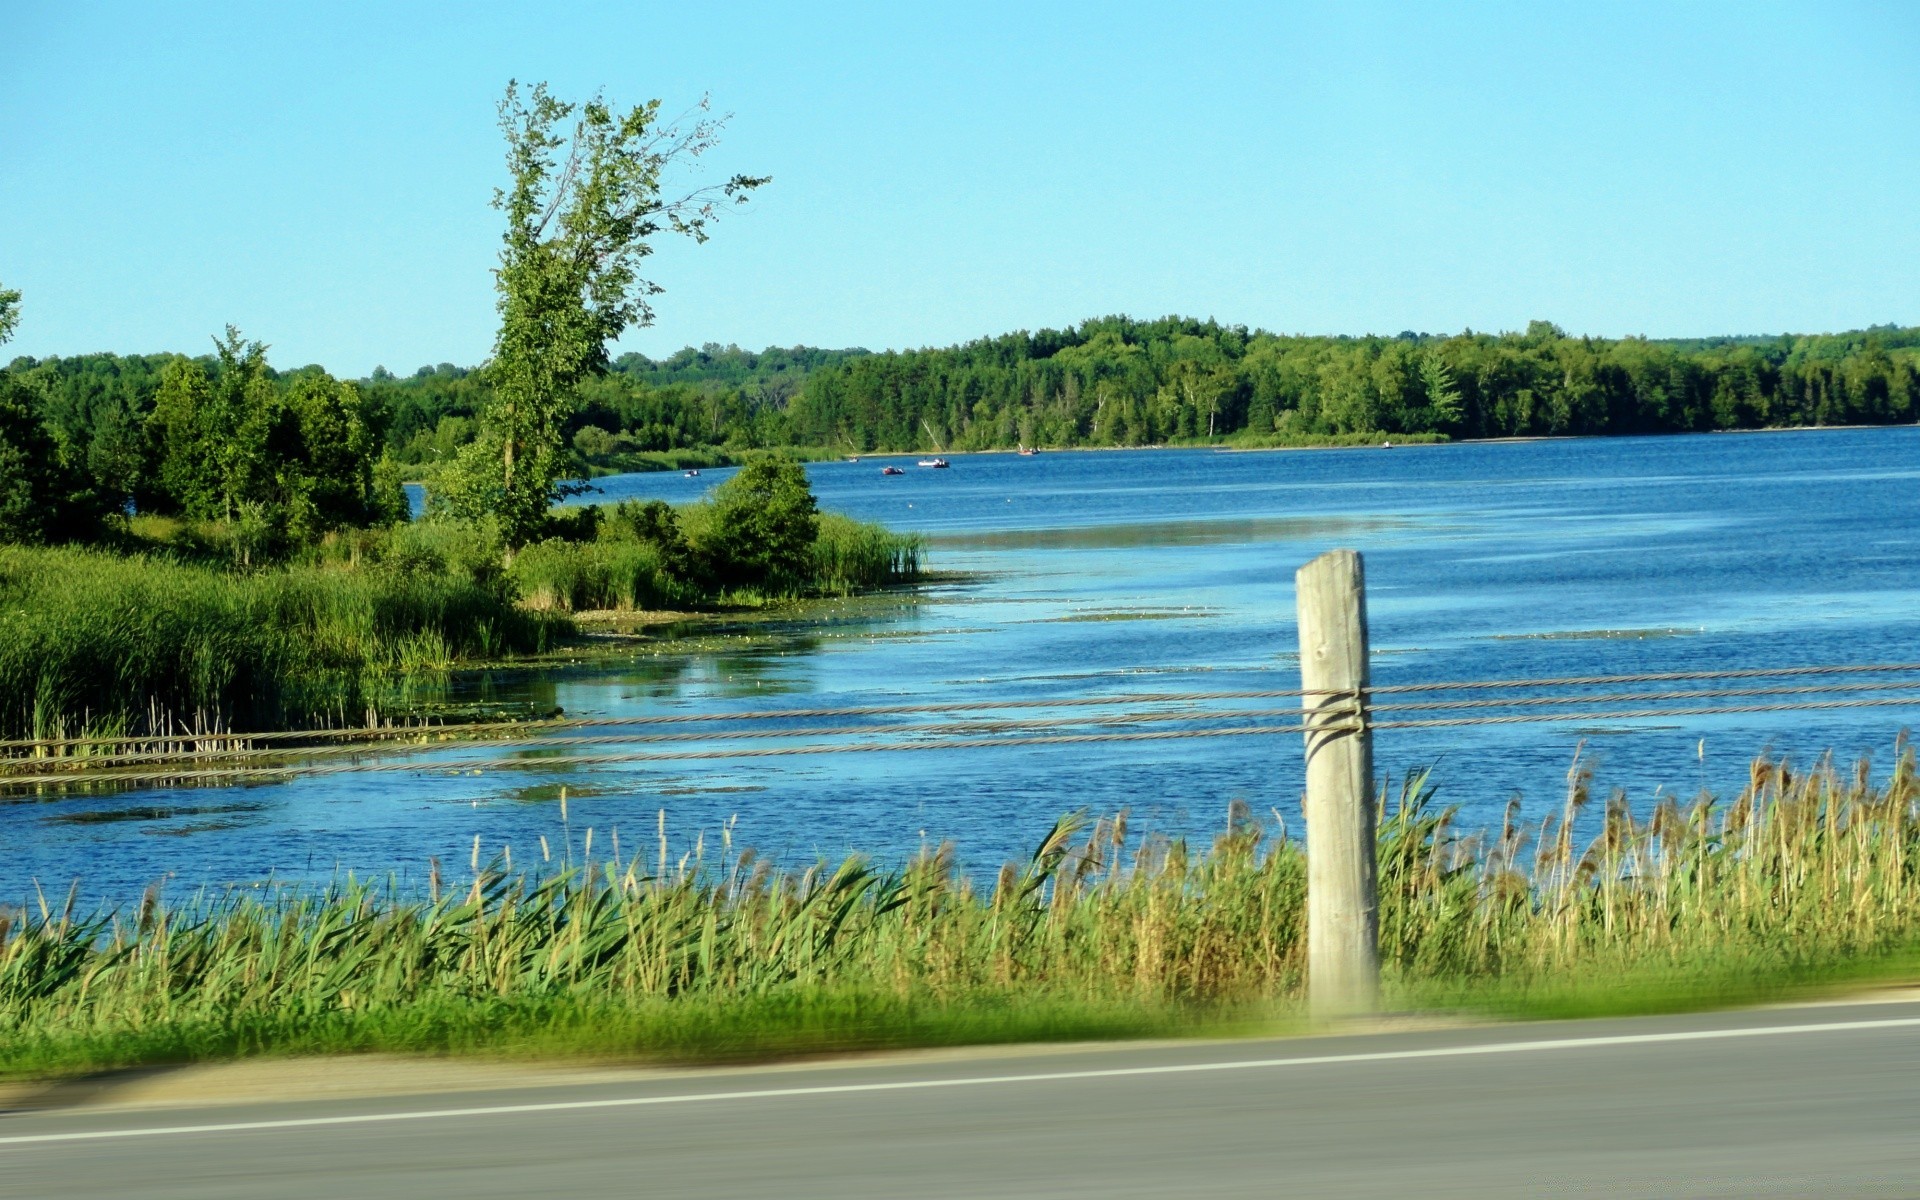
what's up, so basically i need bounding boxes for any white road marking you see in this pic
[4,1014,1918,1148]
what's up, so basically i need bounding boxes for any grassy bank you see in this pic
[0,502,920,740]
[2,749,1913,1080]
[507,507,921,613]
[0,540,563,742]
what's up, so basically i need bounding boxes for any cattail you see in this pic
[993,861,1020,908]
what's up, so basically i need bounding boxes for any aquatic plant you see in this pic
[0,543,562,741]
[2,748,1914,1078]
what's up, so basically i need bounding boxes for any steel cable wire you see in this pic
[10,661,1920,753]
[0,722,1327,790]
[1373,695,1920,730]
[1368,679,1920,713]
[6,689,1915,791]
[0,708,1321,774]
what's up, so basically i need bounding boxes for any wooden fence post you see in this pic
[1296,548,1379,1018]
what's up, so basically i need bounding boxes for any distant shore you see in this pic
[826,419,1919,463]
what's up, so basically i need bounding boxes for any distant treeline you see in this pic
[8,319,1917,479]
[784,318,1920,450]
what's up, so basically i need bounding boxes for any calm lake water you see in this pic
[11,427,1920,904]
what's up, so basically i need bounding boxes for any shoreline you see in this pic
[762,420,1920,466]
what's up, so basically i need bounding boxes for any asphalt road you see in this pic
[6,1002,1920,1198]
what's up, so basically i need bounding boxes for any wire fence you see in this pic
[4,659,1918,793]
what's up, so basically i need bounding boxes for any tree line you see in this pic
[0,331,406,549]
[783,317,1920,451]
[12,317,1916,511]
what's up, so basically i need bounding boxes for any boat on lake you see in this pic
[1017,445,1038,456]
[881,465,905,475]
[918,457,950,469]
[684,469,701,476]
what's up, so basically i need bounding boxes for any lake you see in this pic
[11,426,1920,904]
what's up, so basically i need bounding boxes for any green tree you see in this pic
[146,329,274,521]
[0,279,19,347]
[147,330,400,542]
[272,370,389,539]
[0,286,101,543]
[700,456,818,594]
[1419,350,1465,431]
[0,377,93,543]
[446,80,767,549]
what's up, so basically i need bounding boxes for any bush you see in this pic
[696,455,819,595]
[0,376,102,545]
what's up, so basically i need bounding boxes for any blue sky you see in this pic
[3,1,1916,374]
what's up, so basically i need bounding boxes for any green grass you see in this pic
[0,541,563,741]
[0,503,920,738]
[3,748,1915,1080]
[506,506,921,613]
[810,512,924,594]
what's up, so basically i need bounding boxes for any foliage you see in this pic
[0,376,101,545]
[786,316,1920,449]
[0,540,562,741]
[3,750,1915,1078]
[143,330,398,549]
[0,284,102,543]
[18,319,1917,512]
[506,487,918,613]
[696,455,819,594]
[0,488,916,736]
[810,512,924,594]
[443,81,766,546]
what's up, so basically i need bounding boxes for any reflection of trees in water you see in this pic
[371,668,565,722]
[374,591,918,719]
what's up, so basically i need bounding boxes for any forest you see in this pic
[8,319,1916,491]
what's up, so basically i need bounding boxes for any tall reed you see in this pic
[0,543,562,740]
[3,748,1914,1077]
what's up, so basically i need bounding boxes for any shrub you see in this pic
[696,455,819,595]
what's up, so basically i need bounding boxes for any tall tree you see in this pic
[443,81,766,547]
[0,287,100,543]
[1418,350,1465,431]
[0,279,19,347]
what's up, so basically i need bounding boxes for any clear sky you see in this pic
[3,1,1916,374]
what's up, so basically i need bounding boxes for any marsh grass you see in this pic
[809,513,923,595]
[506,507,921,613]
[0,505,920,738]
[3,747,1915,1079]
[0,543,563,741]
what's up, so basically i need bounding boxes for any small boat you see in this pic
[684,469,701,477]
[881,465,905,476]
[917,457,950,469]
[1016,445,1038,456]
[847,455,860,463]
